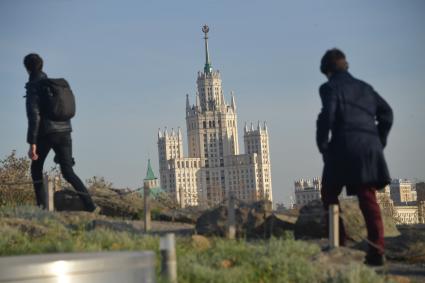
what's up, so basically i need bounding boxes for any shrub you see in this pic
[0,151,34,206]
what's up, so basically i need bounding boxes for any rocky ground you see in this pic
[2,188,425,282]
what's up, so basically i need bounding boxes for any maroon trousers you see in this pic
[321,186,385,255]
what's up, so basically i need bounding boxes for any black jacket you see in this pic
[316,71,393,193]
[25,71,72,144]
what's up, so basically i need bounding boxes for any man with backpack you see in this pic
[316,49,393,266]
[24,53,97,212]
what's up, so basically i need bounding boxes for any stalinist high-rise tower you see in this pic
[158,25,272,207]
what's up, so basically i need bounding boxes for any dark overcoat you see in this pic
[316,71,393,195]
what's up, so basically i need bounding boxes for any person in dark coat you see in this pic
[316,48,393,266]
[24,53,97,212]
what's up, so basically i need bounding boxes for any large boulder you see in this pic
[195,200,276,238]
[294,199,400,241]
[54,187,144,219]
[255,213,297,238]
[245,200,273,238]
[157,208,203,224]
[294,200,326,239]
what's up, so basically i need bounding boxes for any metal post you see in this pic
[43,174,54,212]
[160,233,177,283]
[329,204,339,248]
[227,193,236,239]
[144,182,151,232]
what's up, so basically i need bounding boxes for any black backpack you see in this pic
[40,78,76,121]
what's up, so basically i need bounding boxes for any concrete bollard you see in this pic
[160,233,177,283]
[329,204,339,248]
[144,185,151,232]
[43,174,54,212]
[227,193,236,239]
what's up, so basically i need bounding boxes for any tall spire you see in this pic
[231,91,236,110]
[145,159,157,181]
[202,25,212,74]
[186,93,190,111]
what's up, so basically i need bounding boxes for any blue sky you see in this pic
[1,0,424,205]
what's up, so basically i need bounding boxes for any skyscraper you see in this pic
[157,25,272,207]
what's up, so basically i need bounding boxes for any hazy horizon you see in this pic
[1,1,424,205]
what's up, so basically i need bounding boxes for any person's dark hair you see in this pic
[23,53,43,73]
[320,48,348,75]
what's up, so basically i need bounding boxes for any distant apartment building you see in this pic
[411,189,417,202]
[390,179,415,204]
[394,205,419,224]
[418,201,425,224]
[378,181,422,225]
[294,178,322,207]
[293,177,356,207]
[376,185,394,211]
[416,182,425,202]
[292,176,423,224]
[376,185,391,199]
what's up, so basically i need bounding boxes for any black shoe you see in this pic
[364,253,385,266]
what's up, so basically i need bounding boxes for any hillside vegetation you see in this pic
[0,205,395,283]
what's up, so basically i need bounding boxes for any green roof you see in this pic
[144,159,157,180]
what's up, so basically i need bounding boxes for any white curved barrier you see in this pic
[0,251,156,283]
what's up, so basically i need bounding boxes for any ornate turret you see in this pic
[144,159,159,192]
[144,159,157,181]
[195,92,200,109]
[186,94,190,112]
[231,91,236,110]
[263,121,268,133]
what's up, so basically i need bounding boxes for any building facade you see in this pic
[416,182,425,202]
[418,201,425,224]
[390,179,415,204]
[291,176,422,224]
[394,205,419,224]
[157,25,272,208]
[294,178,322,207]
